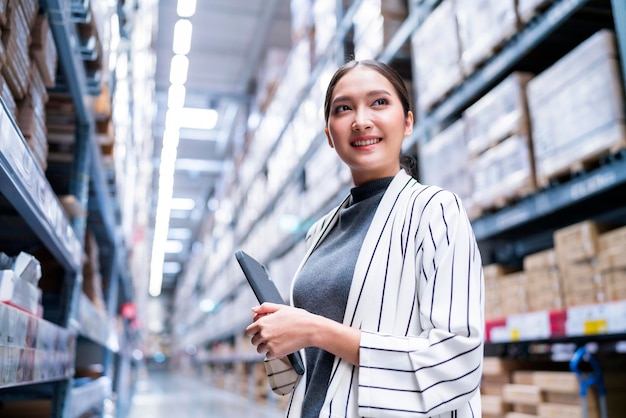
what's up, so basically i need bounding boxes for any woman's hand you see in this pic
[246,302,361,366]
[246,303,313,359]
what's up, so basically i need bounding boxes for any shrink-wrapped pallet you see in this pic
[527,30,626,188]
[456,0,518,72]
[418,119,475,216]
[353,0,408,60]
[411,0,463,112]
[465,72,533,156]
[471,135,535,211]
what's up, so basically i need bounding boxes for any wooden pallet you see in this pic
[536,144,626,189]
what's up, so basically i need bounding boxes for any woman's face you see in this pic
[325,66,413,186]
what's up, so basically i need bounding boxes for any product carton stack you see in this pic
[523,248,564,312]
[498,271,529,318]
[481,357,519,418]
[254,48,289,114]
[527,30,626,188]
[411,0,463,113]
[0,252,42,317]
[597,225,626,302]
[483,264,517,321]
[418,119,476,218]
[353,0,408,60]
[501,370,626,418]
[17,64,48,171]
[455,0,518,73]
[29,13,57,89]
[553,220,610,308]
[1,0,38,103]
[465,72,536,213]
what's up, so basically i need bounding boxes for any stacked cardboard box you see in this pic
[482,357,517,418]
[17,64,48,171]
[527,30,626,188]
[1,0,38,102]
[502,370,626,417]
[553,220,610,307]
[455,0,518,73]
[411,0,463,112]
[597,225,626,302]
[483,264,518,321]
[523,249,564,312]
[29,13,57,89]
[499,271,529,317]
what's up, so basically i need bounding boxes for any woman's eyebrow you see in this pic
[332,89,392,104]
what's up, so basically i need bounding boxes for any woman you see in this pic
[246,60,484,417]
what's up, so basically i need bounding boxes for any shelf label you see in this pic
[510,328,520,341]
[583,319,608,335]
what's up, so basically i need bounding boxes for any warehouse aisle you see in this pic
[127,369,285,418]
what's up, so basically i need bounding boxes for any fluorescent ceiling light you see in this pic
[179,108,218,130]
[168,84,186,109]
[170,197,196,210]
[149,128,181,297]
[177,0,197,17]
[169,54,189,84]
[165,240,185,253]
[173,19,193,55]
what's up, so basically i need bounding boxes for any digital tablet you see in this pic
[234,250,305,375]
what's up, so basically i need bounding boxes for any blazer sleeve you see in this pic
[358,189,484,417]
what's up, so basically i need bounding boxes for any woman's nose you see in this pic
[352,109,372,131]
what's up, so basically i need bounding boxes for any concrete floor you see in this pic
[127,370,285,418]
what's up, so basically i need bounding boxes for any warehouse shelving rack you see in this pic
[0,0,137,417]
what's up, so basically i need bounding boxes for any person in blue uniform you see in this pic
[246,59,484,418]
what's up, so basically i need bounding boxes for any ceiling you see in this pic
[151,1,292,297]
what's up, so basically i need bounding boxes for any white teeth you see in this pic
[352,138,381,147]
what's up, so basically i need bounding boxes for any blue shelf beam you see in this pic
[0,101,82,273]
[471,157,626,241]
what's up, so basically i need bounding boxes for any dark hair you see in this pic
[323,59,418,178]
[323,59,412,124]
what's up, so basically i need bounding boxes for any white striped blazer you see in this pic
[265,169,484,417]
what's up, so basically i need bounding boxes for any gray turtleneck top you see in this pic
[292,176,393,418]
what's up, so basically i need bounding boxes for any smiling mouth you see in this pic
[351,138,382,147]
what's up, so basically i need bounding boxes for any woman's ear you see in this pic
[325,127,334,148]
[404,111,414,137]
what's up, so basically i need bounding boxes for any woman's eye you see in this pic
[373,98,387,106]
[334,104,350,113]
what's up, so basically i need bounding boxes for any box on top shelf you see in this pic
[411,0,463,113]
[455,0,518,73]
[353,0,409,60]
[312,0,337,61]
[527,30,626,188]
